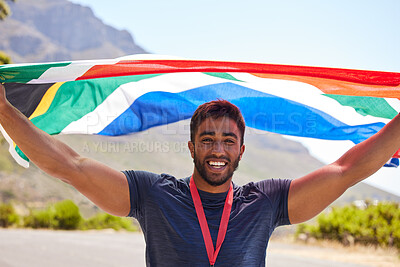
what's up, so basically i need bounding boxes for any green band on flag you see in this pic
[203,72,243,82]
[323,94,398,119]
[15,146,29,162]
[0,62,71,83]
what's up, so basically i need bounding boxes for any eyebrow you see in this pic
[223,132,238,139]
[199,131,238,139]
[199,131,215,137]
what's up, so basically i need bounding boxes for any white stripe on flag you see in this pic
[385,98,400,113]
[27,59,120,84]
[61,71,392,135]
[0,124,29,167]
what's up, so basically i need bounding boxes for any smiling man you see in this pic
[1,83,400,266]
[121,100,292,266]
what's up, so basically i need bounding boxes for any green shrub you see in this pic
[297,202,400,250]
[81,212,136,232]
[24,200,82,230]
[19,199,136,232]
[53,200,82,230]
[0,203,19,227]
[24,208,55,229]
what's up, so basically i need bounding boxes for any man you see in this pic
[0,82,399,266]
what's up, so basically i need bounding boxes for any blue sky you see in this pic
[70,0,400,195]
[70,0,400,71]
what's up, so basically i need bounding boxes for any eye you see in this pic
[201,137,213,144]
[224,139,236,145]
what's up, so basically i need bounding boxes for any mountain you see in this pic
[0,0,147,63]
[0,0,398,215]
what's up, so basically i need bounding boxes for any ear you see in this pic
[239,144,245,161]
[188,141,195,159]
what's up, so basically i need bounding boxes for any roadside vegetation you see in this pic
[0,199,137,231]
[2,198,400,256]
[296,201,400,253]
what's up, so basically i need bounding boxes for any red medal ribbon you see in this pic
[190,176,233,266]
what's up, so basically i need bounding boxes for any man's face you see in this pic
[189,117,245,187]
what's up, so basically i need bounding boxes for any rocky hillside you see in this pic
[0,0,147,63]
[0,0,398,215]
[1,121,399,216]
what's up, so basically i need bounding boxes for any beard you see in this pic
[193,150,240,187]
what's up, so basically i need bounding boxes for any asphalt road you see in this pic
[0,229,368,267]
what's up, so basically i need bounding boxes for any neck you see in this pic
[191,171,232,193]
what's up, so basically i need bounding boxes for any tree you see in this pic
[0,0,15,20]
[0,51,11,64]
[0,0,15,64]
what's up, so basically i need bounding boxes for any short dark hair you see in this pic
[190,100,245,145]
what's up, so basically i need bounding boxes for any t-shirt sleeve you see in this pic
[122,170,160,218]
[256,178,292,227]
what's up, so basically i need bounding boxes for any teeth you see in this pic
[209,161,226,167]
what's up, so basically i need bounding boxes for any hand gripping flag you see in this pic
[0,55,399,168]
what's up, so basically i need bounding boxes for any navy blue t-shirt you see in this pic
[123,171,291,267]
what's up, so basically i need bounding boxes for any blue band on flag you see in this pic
[99,82,385,144]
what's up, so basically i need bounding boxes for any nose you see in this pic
[211,141,225,155]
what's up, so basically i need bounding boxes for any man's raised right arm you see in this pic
[0,83,130,216]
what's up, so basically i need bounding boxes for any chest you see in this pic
[142,187,274,244]
[138,186,275,266]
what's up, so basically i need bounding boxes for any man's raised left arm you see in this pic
[288,113,400,224]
